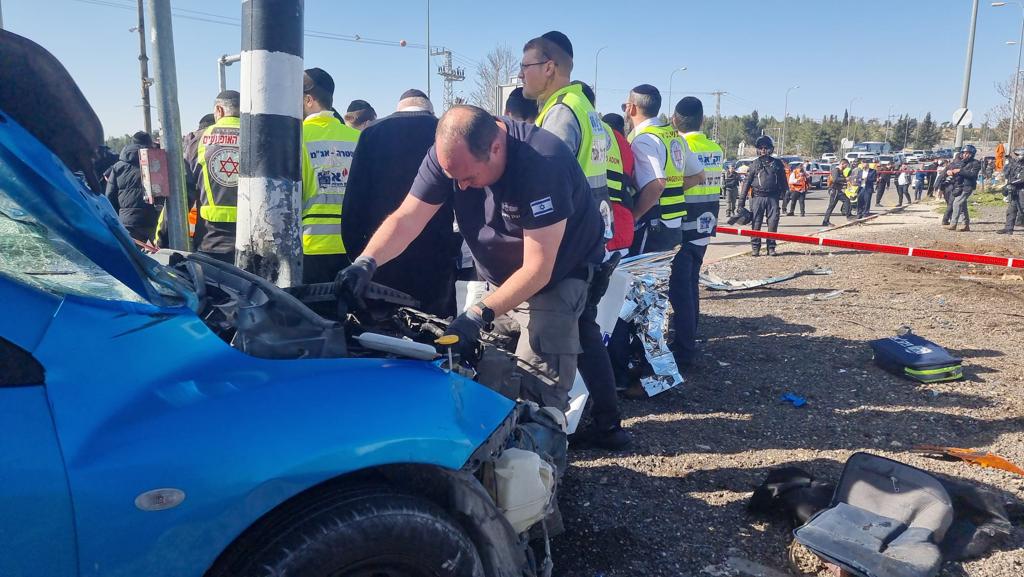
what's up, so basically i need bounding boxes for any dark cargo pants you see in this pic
[669,242,706,365]
[496,276,590,412]
[748,196,780,252]
[1005,187,1024,232]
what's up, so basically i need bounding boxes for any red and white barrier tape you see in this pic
[716,226,1023,269]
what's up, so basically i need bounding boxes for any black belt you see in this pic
[564,263,596,282]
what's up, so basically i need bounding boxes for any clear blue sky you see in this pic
[4,0,1022,138]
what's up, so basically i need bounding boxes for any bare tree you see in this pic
[990,73,1024,145]
[471,44,518,114]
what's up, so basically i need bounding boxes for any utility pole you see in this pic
[431,47,464,112]
[710,91,726,142]
[146,0,189,250]
[956,0,980,147]
[425,0,430,98]
[237,0,304,286]
[884,104,894,143]
[134,0,152,134]
[1,0,5,30]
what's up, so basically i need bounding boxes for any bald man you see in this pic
[338,104,604,411]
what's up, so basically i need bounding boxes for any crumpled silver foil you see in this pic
[618,251,682,396]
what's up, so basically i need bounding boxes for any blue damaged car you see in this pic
[0,31,564,577]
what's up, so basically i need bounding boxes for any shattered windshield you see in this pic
[0,191,146,303]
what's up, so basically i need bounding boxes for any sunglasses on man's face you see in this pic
[621,102,631,112]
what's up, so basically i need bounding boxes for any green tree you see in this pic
[913,112,940,148]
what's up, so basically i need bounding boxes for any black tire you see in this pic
[208,486,485,577]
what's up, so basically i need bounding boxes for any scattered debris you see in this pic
[699,267,832,292]
[780,392,806,407]
[911,445,1024,477]
[618,253,685,396]
[1003,274,1024,282]
[726,556,793,577]
[807,289,847,301]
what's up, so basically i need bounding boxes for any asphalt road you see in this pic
[705,185,894,261]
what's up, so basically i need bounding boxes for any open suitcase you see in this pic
[794,452,954,577]
[869,332,963,383]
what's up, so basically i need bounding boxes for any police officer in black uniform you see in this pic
[738,135,788,256]
[999,148,1024,235]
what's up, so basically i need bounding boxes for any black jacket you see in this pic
[341,109,458,316]
[1006,158,1024,187]
[105,143,158,240]
[723,171,739,191]
[829,166,847,191]
[739,156,789,201]
[954,158,982,192]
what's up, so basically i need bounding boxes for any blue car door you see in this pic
[0,340,78,576]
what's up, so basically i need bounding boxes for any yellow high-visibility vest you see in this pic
[300,112,360,255]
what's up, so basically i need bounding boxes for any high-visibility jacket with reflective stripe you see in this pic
[604,121,626,202]
[197,116,240,223]
[535,83,608,194]
[682,131,722,245]
[629,123,687,222]
[301,113,360,255]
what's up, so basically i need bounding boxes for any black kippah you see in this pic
[541,30,573,58]
[675,96,703,117]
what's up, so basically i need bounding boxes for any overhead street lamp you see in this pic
[668,66,687,112]
[994,2,1024,147]
[594,45,608,101]
[781,84,799,155]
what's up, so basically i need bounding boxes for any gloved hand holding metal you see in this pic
[335,256,377,310]
[443,306,487,361]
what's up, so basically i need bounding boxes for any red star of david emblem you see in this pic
[218,155,239,178]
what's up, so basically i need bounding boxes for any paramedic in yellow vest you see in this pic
[624,84,705,256]
[300,68,361,284]
[672,96,721,369]
[196,90,241,264]
[519,31,629,451]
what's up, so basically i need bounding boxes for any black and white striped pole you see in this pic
[236,0,304,286]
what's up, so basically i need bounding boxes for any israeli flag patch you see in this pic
[530,197,554,217]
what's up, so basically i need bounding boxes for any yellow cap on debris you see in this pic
[435,335,460,346]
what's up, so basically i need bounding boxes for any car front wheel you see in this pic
[208,486,485,577]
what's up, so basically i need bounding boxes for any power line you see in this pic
[68,0,471,56]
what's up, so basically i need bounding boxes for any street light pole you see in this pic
[594,45,608,102]
[668,66,687,112]
[782,84,799,155]
[955,0,981,148]
[994,2,1024,147]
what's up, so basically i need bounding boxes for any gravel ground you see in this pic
[552,198,1024,577]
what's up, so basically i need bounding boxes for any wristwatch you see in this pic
[473,302,495,324]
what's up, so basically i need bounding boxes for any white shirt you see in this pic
[629,118,702,191]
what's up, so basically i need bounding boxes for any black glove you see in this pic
[443,308,486,361]
[335,256,377,311]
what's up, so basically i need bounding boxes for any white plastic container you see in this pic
[493,448,555,534]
